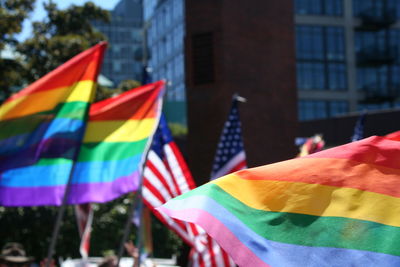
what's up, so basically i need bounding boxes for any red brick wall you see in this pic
[185,0,298,184]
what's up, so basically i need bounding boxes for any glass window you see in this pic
[326,27,345,61]
[299,100,348,121]
[296,25,347,91]
[299,100,326,121]
[328,63,347,90]
[296,26,324,60]
[353,0,400,17]
[297,62,325,90]
[166,35,172,57]
[113,62,121,72]
[165,5,171,28]
[329,101,348,117]
[295,0,343,16]
[167,62,173,81]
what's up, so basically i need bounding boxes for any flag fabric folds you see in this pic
[385,130,400,141]
[143,115,235,267]
[159,136,400,267]
[210,97,247,180]
[69,81,165,204]
[0,42,106,206]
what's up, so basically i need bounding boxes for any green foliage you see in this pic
[95,85,117,102]
[168,122,188,137]
[0,1,184,261]
[0,0,34,100]
[117,79,141,92]
[0,195,183,263]
[17,1,110,82]
[0,0,34,50]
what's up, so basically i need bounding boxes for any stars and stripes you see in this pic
[210,96,247,180]
[142,115,235,267]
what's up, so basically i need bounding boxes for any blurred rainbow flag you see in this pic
[0,43,106,206]
[68,81,165,204]
[160,136,400,266]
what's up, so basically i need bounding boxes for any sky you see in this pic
[18,0,121,40]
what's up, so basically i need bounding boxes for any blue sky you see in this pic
[19,0,121,40]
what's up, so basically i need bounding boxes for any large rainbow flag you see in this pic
[68,81,165,204]
[0,43,106,207]
[159,136,400,266]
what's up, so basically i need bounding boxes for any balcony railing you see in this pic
[356,45,398,66]
[356,8,397,31]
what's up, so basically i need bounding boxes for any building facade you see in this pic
[185,0,298,183]
[295,0,400,121]
[144,0,187,125]
[93,0,143,86]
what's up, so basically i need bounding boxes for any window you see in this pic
[113,62,121,72]
[295,0,343,16]
[353,0,400,18]
[299,100,348,121]
[166,35,172,57]
[356,29,400,100]
[328,63,347,90]
[297,62,325,90]
[296,26,347,91]
[173,0,183,21]
[326,27,345,61]
[296,26,324,60]
[329,101,348,117]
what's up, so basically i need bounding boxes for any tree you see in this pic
[1,2,184,261]
[17,1,110,82]
[0,0,35,100]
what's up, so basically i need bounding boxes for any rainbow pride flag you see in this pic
[68,81,165,204]
[0,43,106,207]
[159,136,400,266]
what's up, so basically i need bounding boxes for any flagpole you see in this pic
[116,123,155,267]
[116,82,166,267]
[45,120,89,267]
[45,43,106,267]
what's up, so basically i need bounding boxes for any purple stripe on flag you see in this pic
[0,171,140,206]
[0,138,79,171]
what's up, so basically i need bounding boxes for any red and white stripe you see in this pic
[143,142,235,267]
[74,203,93,259]
[210,151,246,180]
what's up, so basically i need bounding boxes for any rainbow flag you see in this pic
[68,81,165,204]
[159,136,400,266]
[0,43,106,207]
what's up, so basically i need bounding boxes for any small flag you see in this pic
[210,95,247,180]
[75,203,93,259]
[0,42,106,206]
[351,112,367,142]
[143,115,235,267]
[68,81,165,204]
[159,136,400,267]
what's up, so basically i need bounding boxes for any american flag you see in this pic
[142,115,235,267]
[74,203,93,259]
[351,112,367,142]
[210,96,247,180]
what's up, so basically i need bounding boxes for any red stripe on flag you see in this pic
[229,160,246,174]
